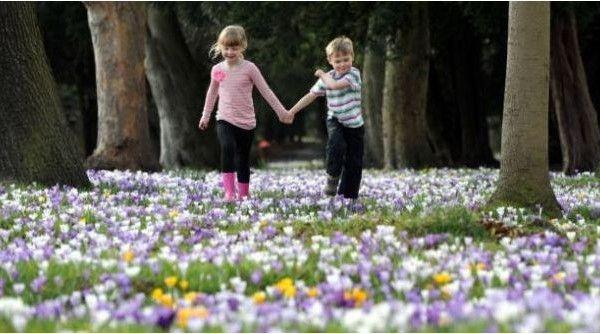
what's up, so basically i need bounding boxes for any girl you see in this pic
[198,25,293,202]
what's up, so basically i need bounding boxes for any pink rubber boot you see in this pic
[238,182,250,200]
[222,172,236,202]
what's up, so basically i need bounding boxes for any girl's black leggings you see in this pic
[216,120,255,183]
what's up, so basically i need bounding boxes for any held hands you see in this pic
[279,110,294,124]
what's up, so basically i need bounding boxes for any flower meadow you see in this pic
[0,167,599,332]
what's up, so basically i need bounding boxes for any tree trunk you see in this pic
[381,38,400,170]
[362,13,386,168]
[145,4,219,169]
[489,2,561,217]
[84,2,159,172]
[395,3,437,168]
[0,2,91,188]
[550,7,600,175]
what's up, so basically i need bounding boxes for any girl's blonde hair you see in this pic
[209,25,248,59]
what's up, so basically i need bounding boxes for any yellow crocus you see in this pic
[165,276,178,288]
[275,278,293,291]
[179,280,189,290]
[151,288,163,301]
[184,292,198,304]
[352,288,367,306]
[306,287,319,298]
[433,272,453,286]
[159,294,174,308]
[122,250,135,263]
[176,307,209,328]
[282,285,296,298]
[252,291,266,304]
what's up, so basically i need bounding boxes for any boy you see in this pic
[289,36,364,199]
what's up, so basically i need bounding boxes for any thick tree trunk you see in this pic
[85,2,159,172]
[550,7,600,175]
[0,3,91,188]
[145,4,219,169]
[381,39,400,170]
[489,2,561,217]
[362,14,386,168]
[395,3,437,168]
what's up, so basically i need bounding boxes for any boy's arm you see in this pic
[315,70,351,90]
[290,92,318,115]
[249,63,290,121]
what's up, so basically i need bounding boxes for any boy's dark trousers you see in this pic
[216,120,255,183]
[325,118,364,199]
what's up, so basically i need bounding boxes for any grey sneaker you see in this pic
[324,175,339,196]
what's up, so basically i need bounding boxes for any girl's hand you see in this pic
[280,111,294,124]
[314,69,325,77]
[198,118,209,130]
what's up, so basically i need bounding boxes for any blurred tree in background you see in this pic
[34,1,600,172]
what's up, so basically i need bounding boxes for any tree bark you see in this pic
[395,3,437,168]
[145,4,219,169]
[85,2,159,172]
[489,2,561,217]
[0,2,91,188]
[381,38,400,170]
[550,7,600,175]
[362,13,386,168]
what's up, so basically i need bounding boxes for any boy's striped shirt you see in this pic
[310,67,364,128]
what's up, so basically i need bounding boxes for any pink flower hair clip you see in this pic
[212,69,227,82]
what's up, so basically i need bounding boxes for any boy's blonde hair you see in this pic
[325,36,354,58]
[209,25,248,59]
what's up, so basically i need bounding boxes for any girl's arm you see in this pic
[315,69,351,90]
[249,63,291,122]
[290,92,318,115]
[199,75,219,129]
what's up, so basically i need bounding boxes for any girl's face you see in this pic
[328,52,353,75]
[221,44,244,64]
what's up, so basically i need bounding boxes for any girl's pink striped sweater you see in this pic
[201,59,289,130]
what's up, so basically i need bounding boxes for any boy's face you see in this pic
[327,52,353,75]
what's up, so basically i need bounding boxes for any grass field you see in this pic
[0,167,598,332]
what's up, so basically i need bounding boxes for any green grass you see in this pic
[553,174,600,187]
[2,261,114,304]
[274,206,494,242]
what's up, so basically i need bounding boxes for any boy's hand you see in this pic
[280,111,294,124]
[314,69,325,77]
[198,118,209,130]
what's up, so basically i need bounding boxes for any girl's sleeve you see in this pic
[201,67,220,122]
[249,63,288,118]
